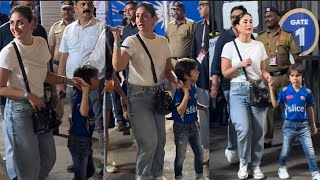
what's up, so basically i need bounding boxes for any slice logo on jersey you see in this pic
[286,105,305,112]
[185,105,197,115]
[286,95,294,99]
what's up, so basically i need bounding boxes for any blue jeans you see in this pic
[173,121,203,178]
[68,135,95,180]
[127,83,166,179]
[279,120,318,173]
[223,90,237,150]
[4,99,56,180]
[196,87,209,150]
[229,82,267,166]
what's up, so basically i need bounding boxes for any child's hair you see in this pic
[174,58,198,82]
[288,63,305,76]
[73,65,98,84]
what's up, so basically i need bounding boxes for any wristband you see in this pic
[113,42,129,49]
[23,91,29,101]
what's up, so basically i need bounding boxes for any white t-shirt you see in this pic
[0,37,51,97]
[221,38,268,82]
[122,33,172,86]
[59,18,105,77]
[88,29,106,79]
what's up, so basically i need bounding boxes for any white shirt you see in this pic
[59,17,105,77]
[122,33,172,86]
[88,29,106,79]
[0,37,51,97]
[221,38,268,82]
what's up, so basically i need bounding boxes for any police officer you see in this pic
[256,7,301,148]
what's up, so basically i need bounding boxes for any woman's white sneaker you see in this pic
[312,173,320,180]
[238,163,248,179]
[278,167,289,179]
[252,166,265,179]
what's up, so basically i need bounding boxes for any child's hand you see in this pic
[123,110,129,120]
[268,79,275,90]
[80,81,90,93]
[311,124,318,135]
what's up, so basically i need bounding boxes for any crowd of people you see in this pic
[0,0,211,180]
[0,0,319,180]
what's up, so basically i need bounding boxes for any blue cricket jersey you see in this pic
[172,85,198,124]
[277,83,314,122]
[69,90,95,138]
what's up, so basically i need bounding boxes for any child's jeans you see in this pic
[279,120,318,173]
[68,135,95,180]
[173,121,203,178]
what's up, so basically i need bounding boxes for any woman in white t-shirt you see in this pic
[110,3,179,180]
[0,6,83,180]
[221,12,272,180]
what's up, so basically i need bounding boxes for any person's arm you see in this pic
[164,58,179,84]
[176,87,190,116]
[48,25,55,57]
[110,26,130,71]
[210,36,223,98]
[307,107,317,135]
[79,83,90,117]
[112,72,126,98]
[268,81,279,108]
[221,57,238,79]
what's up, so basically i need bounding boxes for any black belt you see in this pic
[269,68,288,77]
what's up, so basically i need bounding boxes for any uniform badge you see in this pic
[286,95,293,99]
[300,96,305,101]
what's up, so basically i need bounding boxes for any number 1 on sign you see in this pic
[295,27,305,46]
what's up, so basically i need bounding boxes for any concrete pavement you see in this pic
[0,104,209,180]
[210,121,320,180]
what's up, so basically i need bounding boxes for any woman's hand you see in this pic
[110,26,122,43]
[28,93,45,111]
[239,58,252,68]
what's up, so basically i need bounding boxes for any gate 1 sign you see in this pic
[279,8,319,55]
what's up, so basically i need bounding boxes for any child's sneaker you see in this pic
[278,167,289,179]
[251,166,265,179]
[225,149,239,164]
[312,173,320,180]
[238,163,248,179]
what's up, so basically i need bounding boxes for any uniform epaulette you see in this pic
[258,30,265,35]
[282,29,291,33]
[168,21,175,25]
[52,21,60,26]
[306,88,312,93]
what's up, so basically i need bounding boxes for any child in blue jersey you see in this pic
[68,65,100,180]
[172,59,208,180]
[269,63,320,180]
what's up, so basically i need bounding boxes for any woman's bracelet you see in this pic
[114,42,129,49]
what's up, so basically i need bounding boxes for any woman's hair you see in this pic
[10,5,33,23]
[232,11,252,27]
[73,65,98,84]
[174,58,198,82]
[137,3,157,17]
[288,63,305,76]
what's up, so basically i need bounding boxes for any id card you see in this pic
[269,54,277,66]
[196,48,208,64]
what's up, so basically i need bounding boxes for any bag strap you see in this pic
[12,42,31,93]
[136,34,158,84]
[232,40,249,81]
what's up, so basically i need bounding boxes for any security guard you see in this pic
[256,7,301,148]
[48,0,75,72]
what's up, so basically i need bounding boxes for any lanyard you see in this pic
[266,28,281,55]
[201,22,206,48]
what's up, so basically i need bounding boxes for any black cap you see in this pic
[172,1,185,11]
[265,7,281,16]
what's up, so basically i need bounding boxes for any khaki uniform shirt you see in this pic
[165,18,196,58]
[256,28,301,72]
[48,19,74,66]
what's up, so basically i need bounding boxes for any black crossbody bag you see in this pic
[233,40,269,108]
[12,42,62,134]
[136,34,173,115]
